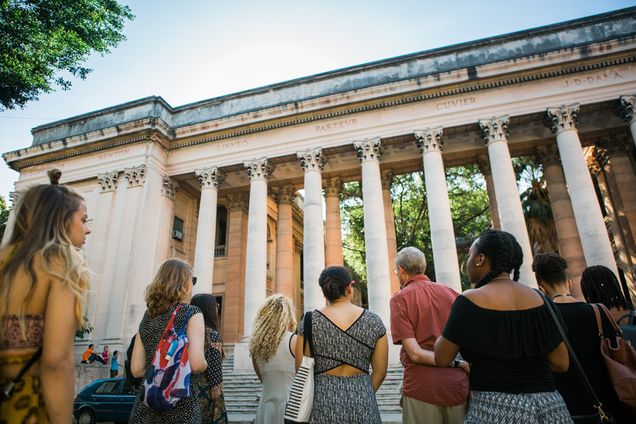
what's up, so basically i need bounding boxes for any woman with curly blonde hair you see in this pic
[129,258,207,424]
[0,169,91,424]
[250,294,298,424]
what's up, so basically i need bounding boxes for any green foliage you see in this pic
[0,196,8,240]
[0,0,134,110]
[341,165,492,291]
[514,156,558,253]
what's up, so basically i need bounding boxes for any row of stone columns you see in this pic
[194,99,636,340]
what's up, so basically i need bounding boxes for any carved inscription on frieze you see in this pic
[315,118,358,133]
[216,139,247,152]
[435,96,476,110]
[563,70,623,88]
[98,148,130,160]
[22,163,65,175]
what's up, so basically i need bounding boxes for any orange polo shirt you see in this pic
[390,274,469,406]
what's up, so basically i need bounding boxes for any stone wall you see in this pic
[75,363,110,394]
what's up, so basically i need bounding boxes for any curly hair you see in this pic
[1,169,90,342]
[249,295,297,363]
[581,265,632,310]
[473,229,523,288]
[532,252,568,287]
[144,258,192,317]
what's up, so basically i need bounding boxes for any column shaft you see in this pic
[298,148,326,312]
[223,195,248,344]
[540,148,586,297]
[547,104,618,276]
[354,138,392,328]
[381,172,400,294]
[325,178,344,266]
[274,186,295,299]
[415,128,461,291]
[242,159,272,339]
[480,117,536,286]
[193,168,222,295]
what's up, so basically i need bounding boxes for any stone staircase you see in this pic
[222,352,403,424]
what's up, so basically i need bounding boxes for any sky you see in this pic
[1,0,635,202]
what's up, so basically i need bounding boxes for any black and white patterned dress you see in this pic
[297,309,386,424]
[128,303,202,424]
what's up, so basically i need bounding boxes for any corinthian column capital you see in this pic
[244,158,274,182]
[297,148,326,172]
[479,116,510,145]
[545,103,580,134]
[272,185,296,205]
[414,127,444,154]
[97,170,119,193]
[619,95,636,125]
[124,165,146,188]
[353,137,382,162]
[195,167,225,189]
[162,176,180,200]
[324,178,342,197]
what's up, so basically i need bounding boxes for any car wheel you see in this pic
[77,409,95,424]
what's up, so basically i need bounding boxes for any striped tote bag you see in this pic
[284,311,314,423]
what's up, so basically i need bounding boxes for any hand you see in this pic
[458,360,470,374]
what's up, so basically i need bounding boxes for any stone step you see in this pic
[222,352,403,423]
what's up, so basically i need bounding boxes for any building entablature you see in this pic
[3,7,636,172]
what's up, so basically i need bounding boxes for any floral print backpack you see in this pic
[143,304,193,411]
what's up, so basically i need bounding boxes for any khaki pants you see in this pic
[401,395,465,424]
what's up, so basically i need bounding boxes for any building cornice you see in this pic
[4,39,636,169]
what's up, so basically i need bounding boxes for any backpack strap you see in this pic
[177,305,194,335]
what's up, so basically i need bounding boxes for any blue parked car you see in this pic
[74,377,137,424]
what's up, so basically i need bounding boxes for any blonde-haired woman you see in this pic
[129,258,207,424]
[0,169,91,424]
[250,294,298,424]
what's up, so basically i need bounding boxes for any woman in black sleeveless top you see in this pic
[434,230,572,424]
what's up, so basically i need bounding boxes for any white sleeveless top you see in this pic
[254,331,296,424]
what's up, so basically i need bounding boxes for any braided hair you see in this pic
[581,265,632,309]
[532,252,567,287]
[473,229,523,288]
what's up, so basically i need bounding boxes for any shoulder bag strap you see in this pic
[2,347,42,398]
[303,311,314,358]
[537,290,609,422]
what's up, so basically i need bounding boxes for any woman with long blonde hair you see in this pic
[129,258,207,424]
[250,294,298,424]
[0,169,92,424]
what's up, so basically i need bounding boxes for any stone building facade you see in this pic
[3,8,636,363]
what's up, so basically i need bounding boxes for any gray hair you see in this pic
[395,246,427,275]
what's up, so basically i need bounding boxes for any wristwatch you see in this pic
[450,359,461,368]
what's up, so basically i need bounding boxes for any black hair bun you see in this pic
[48,169,62,185]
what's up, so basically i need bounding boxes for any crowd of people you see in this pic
[0,169,635,423]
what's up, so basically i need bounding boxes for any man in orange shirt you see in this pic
[390,247,469,424]
[81,344,94,363]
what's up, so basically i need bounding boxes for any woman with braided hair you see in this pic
[533,253,632,423]
[580,265,634,325]
[435,229,572,423]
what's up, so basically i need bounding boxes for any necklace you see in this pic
[490,276,509,281]
[551,293,572,300]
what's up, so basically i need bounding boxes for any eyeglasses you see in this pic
[192,277,197,286]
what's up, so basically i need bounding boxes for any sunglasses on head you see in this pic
[192,276,197,286]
